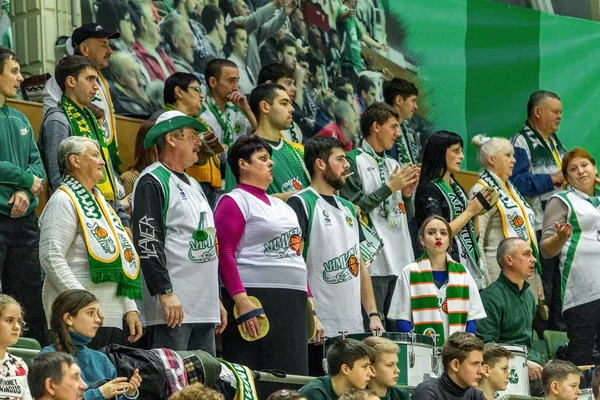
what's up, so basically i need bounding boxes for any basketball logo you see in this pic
[441,299,448,314]
[347,255,359,276]
[423,328,436,337]
[345,216,354,227]
[124,249,134,263]
[234,122,241,134]
[289,234,302,256]
[292,179,302,190]
[398,202,406,214]
[95,226,108,238]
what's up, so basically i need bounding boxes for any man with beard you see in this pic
[249,83,310,200]
[339,103,419,331]
[288,135,383,375]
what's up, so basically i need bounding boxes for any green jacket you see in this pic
[476,273,541,364]
[0,103,45,216]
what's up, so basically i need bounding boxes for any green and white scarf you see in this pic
[434,177,485,288]
[219,360,258,400]
[58,176,142,300]
[395,122,418,165]
[478,169,542,275]
[58,95,117,201]
[517,123,567,171]
[409,252,470,346]
[205,94,235,147]
[360,140,405,228]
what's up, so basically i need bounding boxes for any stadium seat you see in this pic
[12,337,41,350]
[543,330,568,360]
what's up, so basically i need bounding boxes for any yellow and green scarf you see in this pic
[59,95,118,201]
[59,176,142,300]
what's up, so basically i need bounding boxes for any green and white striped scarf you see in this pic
[409,252,470,346]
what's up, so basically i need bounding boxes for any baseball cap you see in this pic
[71,23,120,47]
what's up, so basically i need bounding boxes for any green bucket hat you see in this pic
[144,110,209,149]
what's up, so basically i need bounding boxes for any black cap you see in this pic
[71,23,120,47]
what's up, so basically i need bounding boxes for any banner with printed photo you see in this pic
[384,0,600,170]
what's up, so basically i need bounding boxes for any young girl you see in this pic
[389,216,487,346]
[0,295,31,399]
[40,290,142,400]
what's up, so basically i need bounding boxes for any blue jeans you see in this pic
[146,323,216,355]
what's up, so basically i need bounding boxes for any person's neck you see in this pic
[442,171,452,184]
[527,118,552,139]
[311,175,336,196]
[579,183,595,197]
[64,92,88,110]
[232,51,246,65]
[429,250,447,271]
[160,153,185,174]
[211,91,227,113]
[447,371,468,389]
[207,30,223,50]
[365,136,384,153]
[174,101,197,117]
[367,380,387,397]
[491,168,509,183]
[330,374,354,396]
[139,37,158,52]
[393,106,405,125]
[0,93,7,108]
[239,180,268,192]
[256,120,282,142]
[0,346,6,361]
[476,379,497,400]
[503,270,525,290]
[70,172,96,193]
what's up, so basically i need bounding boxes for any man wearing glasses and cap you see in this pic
[132,111,227,354]
[42,23,123,174]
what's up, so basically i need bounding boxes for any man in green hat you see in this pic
[132,110,228,354]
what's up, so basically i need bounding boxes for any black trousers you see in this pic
[563,299,600,369]
[537,230,566,333]
[0,213,47,345]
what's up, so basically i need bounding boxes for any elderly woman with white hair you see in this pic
[469,135,544,297]
[39,136,143,349]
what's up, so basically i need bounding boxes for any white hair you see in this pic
[57,136,101,176]
[471,134,513,169]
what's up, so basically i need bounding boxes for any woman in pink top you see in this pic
[215,135,311,397]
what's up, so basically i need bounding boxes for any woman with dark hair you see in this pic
[96,0,138,51]
[389,216,486,344]
[214,135,311,396]
[40,289,143,400]
[415,130,490,289]
[119,119,158,196]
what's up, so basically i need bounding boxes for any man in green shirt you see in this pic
[476,237,544,396]
[300,338,374,400]
[248,82,310,200]
[335,0,387,86]
[0,48,47,345]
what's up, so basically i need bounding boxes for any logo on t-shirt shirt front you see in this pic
[281,177,303,193]
[322,244,359,284]
[188,235,217,263]
[263,228,302,258]
[323,210,332,226]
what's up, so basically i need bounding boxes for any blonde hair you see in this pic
[362,336,399,364]
[169,383,224,400]
[471,134,513,169]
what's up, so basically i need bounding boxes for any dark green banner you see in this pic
[386,0,600,170]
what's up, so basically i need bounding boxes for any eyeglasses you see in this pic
[187,86,203,95]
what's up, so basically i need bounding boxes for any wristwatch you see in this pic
[368,312,382,319]
[159,287,173,296]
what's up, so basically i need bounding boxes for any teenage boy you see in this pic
[541,360,581,400]
[478,344,514,400]
[362,337,410,400]
[300,339,374,400]
[412,332,486,400]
